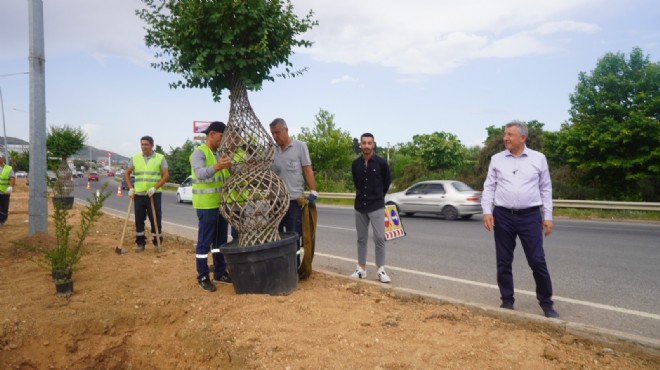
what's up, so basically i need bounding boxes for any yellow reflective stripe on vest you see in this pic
[133,153,163,193]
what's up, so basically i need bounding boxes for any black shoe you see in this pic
[500,302,514,310]
[214,271,232,284]
[152,237,163,246]
[198,276,216,292]
[135,244,145,253]
[541,305,559,318]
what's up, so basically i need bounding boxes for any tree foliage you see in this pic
[398,131,465,172]
[46,125,87,159]
[561,47,659,200]
[137,0,317,101]
[165,140,197,184]
[298,109,353,173]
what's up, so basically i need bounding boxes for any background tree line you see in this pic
[156,47,658,202]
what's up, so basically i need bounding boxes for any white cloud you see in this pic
[330,75,358,84]
[295,0,603,75]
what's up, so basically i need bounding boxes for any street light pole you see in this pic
[0,87,7,161]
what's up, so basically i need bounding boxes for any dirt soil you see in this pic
[1,180,658,369]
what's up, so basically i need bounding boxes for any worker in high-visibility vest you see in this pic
[125,135,170,252]
[0,152,16,226]
[190,121,233,292]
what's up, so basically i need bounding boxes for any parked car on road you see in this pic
[87,172,99,182]
[107,171,115,177]
[73,171,84,178]
[384,180,482,220]
[176,176,193,203]
[15,171,28,178]
[121,175,135,190]
[46,171,57,183]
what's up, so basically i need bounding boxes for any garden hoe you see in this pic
[150,195,162,253]
[115,197,133,254]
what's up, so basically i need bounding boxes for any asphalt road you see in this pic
[76,178,660,341]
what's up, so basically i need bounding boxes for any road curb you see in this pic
[318,269,660,357]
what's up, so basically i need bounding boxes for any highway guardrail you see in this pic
[316,193,660,212]
[161,184,659,212]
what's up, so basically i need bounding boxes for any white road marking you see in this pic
[315,252,660,321]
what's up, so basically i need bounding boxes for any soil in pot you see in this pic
[52,268,73,281]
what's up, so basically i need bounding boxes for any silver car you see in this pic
[385,180,482,220]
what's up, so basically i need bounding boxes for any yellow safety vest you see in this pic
[132,153,163,193]
[191,144,229,209]
[0,165,12,192]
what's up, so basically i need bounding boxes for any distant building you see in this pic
[1,137,30,154]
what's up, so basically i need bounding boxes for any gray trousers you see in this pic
[355,208,386,267]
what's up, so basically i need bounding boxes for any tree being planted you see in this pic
[138,0,316,245]
[138,0,317,294]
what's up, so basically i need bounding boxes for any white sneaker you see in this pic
[377,267,391,283]
[350,265,367,279]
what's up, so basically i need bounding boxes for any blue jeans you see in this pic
[195,208,230,280]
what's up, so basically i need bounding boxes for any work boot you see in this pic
[198,276,216,292]
[135,244,145,253]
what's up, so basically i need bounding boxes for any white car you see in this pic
[176,176,193,203]
[15,171,28,178]
[385,180,482,220]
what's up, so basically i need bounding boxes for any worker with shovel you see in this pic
[124,135,170,253]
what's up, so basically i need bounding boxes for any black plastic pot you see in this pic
[52,196,74,210]
[55,280,74,296]
[220,232,298,296]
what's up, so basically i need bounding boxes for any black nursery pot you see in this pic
[55,280,74,296]
[220,232,298,296]
[52,196,74,210]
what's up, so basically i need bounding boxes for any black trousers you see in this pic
[0,194,9,224]
[133,193,162,245]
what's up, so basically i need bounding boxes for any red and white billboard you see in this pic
[193,120,213,134]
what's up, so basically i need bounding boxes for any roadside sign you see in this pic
[193,120,213,134]
[384,205,406,240]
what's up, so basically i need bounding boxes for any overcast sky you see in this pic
[1,0,658,157]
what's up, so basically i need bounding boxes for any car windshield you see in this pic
[451,181,473,192]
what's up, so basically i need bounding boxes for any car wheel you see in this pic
[442,206,459,221]
[403,212,415,217]
[177,193,182,203]
[461,214,473,220]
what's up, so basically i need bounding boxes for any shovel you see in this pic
[150,195,162,253]
[115,197,133,254]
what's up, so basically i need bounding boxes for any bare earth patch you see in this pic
[1,180,658,369]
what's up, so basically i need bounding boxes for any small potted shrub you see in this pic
[46,125,86,209]
[22,183,111,296]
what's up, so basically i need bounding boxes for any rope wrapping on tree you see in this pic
[218,80,289,246]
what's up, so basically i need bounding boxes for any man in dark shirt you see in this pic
[350,133,392,283]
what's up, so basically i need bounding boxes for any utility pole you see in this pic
[28,0,48,235]
[0,87,7,160]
